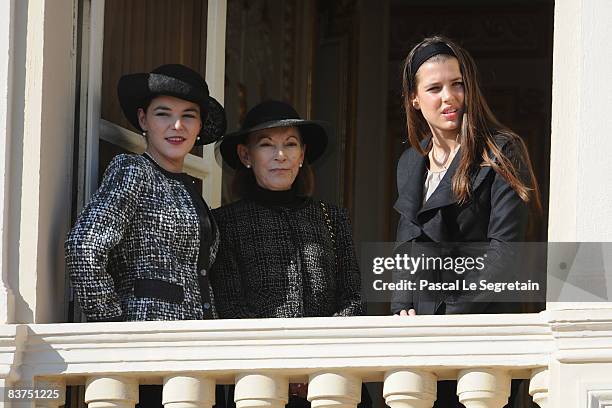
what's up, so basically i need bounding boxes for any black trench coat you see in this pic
[391,134,530,315]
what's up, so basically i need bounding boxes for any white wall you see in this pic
[550,361,612,407]
[6,0,77,323]
[547,0,612,312]
[0,0,15,324]
[549,0,612,242]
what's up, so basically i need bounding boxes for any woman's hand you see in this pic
[395,309,416,316]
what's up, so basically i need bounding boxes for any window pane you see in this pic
[99,0,209,181]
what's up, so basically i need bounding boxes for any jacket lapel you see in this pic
[418,147,461,215]
[418,145,499,216]
[471,163,493,193]
[395,136,503,241]
[468,134,512,193]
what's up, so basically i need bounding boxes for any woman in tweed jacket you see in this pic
[212,100,368,408]
[65,64,227,323]
[211,100,363,319]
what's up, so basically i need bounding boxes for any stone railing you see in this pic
[2,309,612,407]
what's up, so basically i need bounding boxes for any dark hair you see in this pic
[231,162,315,200]
[140,96,155,113]
[401,35,541,212]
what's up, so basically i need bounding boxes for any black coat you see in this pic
[392,134,529,315]
[210,197,363,319]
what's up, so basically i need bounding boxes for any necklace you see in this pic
[430,143,460,170]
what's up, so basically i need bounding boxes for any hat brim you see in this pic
[217,119,329,169]
[117,73,227,146]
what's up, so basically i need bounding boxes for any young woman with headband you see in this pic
[392,36,541,407]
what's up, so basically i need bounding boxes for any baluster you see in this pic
[85,376,139,408]
[163,375,215,408]
[308,371,361,408]
[529,368,549,408]
[456,369,510,408]
[234,373,288,408]
[383,369,437,408]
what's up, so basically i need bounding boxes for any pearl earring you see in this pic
[246,164,251,169]
[142,130,147,137]
[299,163,303,168]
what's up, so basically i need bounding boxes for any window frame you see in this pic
[82,0,227,206]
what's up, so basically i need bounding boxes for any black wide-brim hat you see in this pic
[117,64,227,145]
[218,100,329,169]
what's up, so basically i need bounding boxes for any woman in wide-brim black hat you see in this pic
[210,99,369,407]
[217,99,329,199]
[67,63,226,322]
[66,64,227,408]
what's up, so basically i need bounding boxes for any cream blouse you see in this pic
[423,168,447,204]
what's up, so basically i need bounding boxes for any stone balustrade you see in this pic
[2,309,612,407]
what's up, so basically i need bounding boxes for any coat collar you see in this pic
[396,135,511,218]
[418,143,462,215]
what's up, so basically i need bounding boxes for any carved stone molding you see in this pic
[588,389,612,408]
[5,312,612,406]
[0,325,27,384]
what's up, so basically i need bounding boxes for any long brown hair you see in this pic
[402,35,541,211]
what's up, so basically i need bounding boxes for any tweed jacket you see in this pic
[210,197,363,319]
[391,134,530,315]
[65,154,219,322]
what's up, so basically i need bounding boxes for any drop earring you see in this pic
[299,163,303,168]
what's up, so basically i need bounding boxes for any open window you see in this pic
[69,0,227,324]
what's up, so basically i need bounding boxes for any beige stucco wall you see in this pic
[547,0,612,311]
[549,360,612,408]
[549,0,612,242]
[4,0,76,324]
[0,0,15,324]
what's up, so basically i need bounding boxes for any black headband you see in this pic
[409,42,456,80]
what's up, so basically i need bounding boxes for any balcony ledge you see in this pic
[0,309,611,386]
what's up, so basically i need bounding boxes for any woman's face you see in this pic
[411,56,465,139]
[137,95,202,172]
[237,126,306,191]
